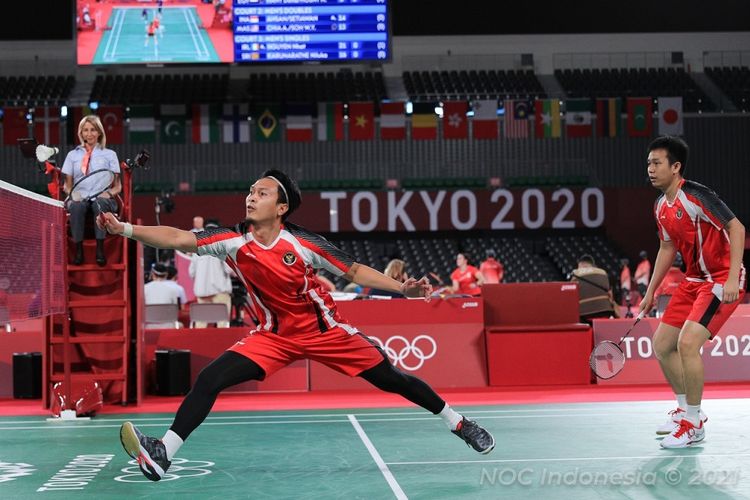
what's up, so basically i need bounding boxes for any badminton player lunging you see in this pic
[98,169,495,481]
[640,136,745,448]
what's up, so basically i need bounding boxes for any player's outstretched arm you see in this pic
[345,263,432,300]
[97,212,197,253]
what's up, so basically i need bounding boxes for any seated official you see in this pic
[62,114,121,266]
[570,254,617,323]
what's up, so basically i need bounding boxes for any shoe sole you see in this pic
[660,436,705,449]
[480,440,495,455]
[119,422,164,481]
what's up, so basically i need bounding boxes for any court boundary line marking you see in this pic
[0,413,657,429]
[183,7,209,60]
[4,400,713,425]
[384,452,750,466]
[190,7,211,59]
[102,8,123,61]
[348,414,407,500]
[107,8,127,62]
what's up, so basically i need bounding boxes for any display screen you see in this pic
[76,0,390,65]
[233,0,389,63]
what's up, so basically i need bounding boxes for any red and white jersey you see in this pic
[450,265,482,296]
[654,179,745,286]
[196,222,358,335]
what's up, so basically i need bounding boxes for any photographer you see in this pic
[569,254,618,324]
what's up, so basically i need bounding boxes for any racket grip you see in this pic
[636,310,646,321]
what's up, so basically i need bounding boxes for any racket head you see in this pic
[70,169,116,202]
[589,340,626,379]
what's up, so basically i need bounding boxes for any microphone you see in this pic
[36,144,59,162]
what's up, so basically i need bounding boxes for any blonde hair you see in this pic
[384,259,406,282]
[78,114,107,149]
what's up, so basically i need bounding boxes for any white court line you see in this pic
[106,8,127,61]
[0,419,352,431]
[0,413,629,429]
[348,415,407,500]
[188,7,211,59]
[101,8,119,60]
[385,452,750,466]
[182,8,204,60]
[0,408,630,425]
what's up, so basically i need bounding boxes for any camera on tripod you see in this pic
[124,150,151,170]
[155,189,175,214]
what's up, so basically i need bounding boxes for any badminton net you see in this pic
[0,180,66,323]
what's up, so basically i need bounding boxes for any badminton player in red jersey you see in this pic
[639,136,745,449]
[99,170,495,481]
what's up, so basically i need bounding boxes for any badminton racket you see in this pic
[64,169,116,211]
[589,310,645,379]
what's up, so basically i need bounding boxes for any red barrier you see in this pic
[143,329,308,393]
[145,297,486,392]
[483,282,593,386]
[312,297,486,390]
[594,305,750,385]
[0,321,44,398]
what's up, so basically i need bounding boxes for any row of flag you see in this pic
[0,97,683,146]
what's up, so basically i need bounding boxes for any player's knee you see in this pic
[677,335,703,358]
[652,335,675,360]
[192,369,220,395]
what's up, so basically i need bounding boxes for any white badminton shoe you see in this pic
[656,407,707,435]
[660,418,705,448]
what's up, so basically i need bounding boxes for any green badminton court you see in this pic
[92,7,220,64]
[1,399,749,499]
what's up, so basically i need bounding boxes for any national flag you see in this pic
[595,98,621,138]
[159,104,187,144]
[565,99,593,137]
[411,102,438,140]
[658,97,683,136]
[534,99,561,138]
[626,97,653,137]
[2,107,31,145]
[285,103,314,142]
[128,105,156,143]
[317,102,344,141]
[348,101,374,140]
[66,105,92,144]
[504,100,530,138]
[222,104,250,143]
[98,105,124,144]
[253,104,281,142]
[442,100,468,139]
[33,106,60,145]
[191,104,220,144]
[379,101,406,140]
[471,99,498,139]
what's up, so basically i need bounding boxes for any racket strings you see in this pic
[589,341,626,379]
[71,170,115,202]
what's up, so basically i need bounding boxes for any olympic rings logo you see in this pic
[368,334,437,371]
[114,458,215,482]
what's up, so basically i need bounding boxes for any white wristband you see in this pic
[122,222,133,238]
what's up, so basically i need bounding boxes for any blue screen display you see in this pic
[233,0,390,64]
